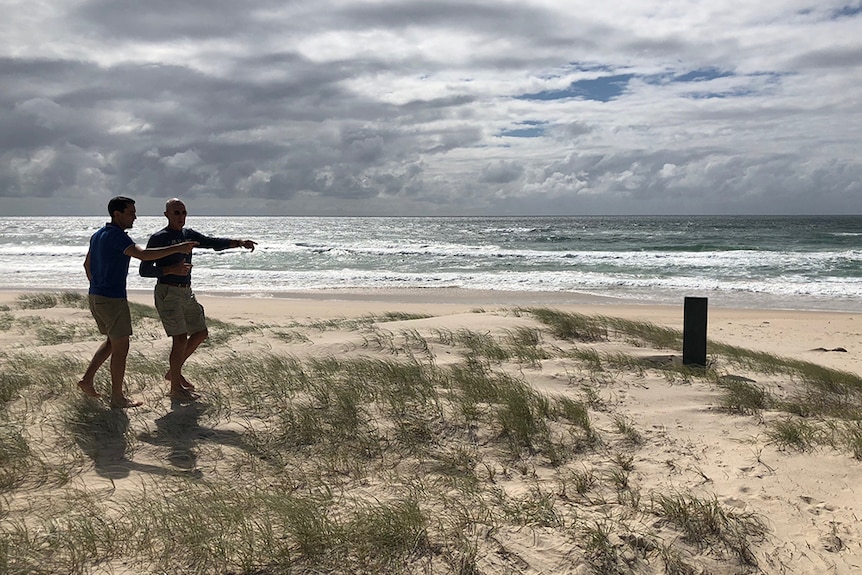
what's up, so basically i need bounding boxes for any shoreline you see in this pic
[1,284,857,312]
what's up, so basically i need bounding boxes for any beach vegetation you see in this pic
[3,295,861,573]
[577,381,606,410]
[502,484,565,528]
[611,414,643,445]
[605,458,632,498]
[716,376,772,414]
[0,352,79,405]
[529,308,683,350]
[651,491,767,565]
[272,329,313,343]
[361,327,398,353]
[304,311,433,333]
[835,420,862,460]
[766,417,822,452]
[568,346,605,373]
[3,313,103,346]
[560,465,598,500]
[658,546,700,575]
[528,308,608,342]
[377,311,434,322]
[16,291,84,309]
[446,328,511,363]
[201,315,259,346]
[398,327,434,357]
[503,325,550,368]
[579,519,625,574]
[0,420,36,492]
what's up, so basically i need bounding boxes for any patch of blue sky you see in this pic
[499,121,546,138]
[683,87,759,100]
[672,67,734,83]
[680,71,784,99]
[518,66,740,103]
[831,3,862,18]
[635,67,737,88]
[518,74,635,102]
[798,3,861,19]
[517,66,781,103]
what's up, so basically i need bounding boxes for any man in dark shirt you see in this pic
[80,196,197,408]
[140,198,256,400]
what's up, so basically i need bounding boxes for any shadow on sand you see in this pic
[68,398,168,480]
[69,397,253,481]
[139,399,254,477]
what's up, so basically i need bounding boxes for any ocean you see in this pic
[1,215,860,311]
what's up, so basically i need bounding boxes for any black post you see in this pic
[683,297,708,367]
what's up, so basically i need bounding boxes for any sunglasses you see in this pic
[171,210,188,215]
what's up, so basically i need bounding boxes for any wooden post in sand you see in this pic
[683,297,708,367]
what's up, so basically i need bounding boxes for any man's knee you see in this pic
[109,335,130,355]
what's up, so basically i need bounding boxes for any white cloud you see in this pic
[160,150,203,172]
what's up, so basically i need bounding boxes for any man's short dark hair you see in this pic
[107,196,135,217]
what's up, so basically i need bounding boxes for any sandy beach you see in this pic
[1,288,860,574]
[190,287,862,366]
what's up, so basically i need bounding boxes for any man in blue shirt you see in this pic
[140,198,256,401]
[79,196,197,408]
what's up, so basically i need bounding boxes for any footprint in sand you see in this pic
[799,495,837,515]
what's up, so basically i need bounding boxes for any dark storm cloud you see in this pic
[73,0,289,40]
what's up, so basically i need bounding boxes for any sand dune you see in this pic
[1,289,860,574]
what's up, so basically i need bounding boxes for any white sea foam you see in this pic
[1,215,860,311]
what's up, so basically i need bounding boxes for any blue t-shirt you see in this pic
[88,223,135,298]
[139,227,231,285]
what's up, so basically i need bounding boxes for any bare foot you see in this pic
[165,372,196,391]
[77,380,102,398]
[110,397,143,409]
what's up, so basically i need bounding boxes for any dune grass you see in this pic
[1,295,860,573]
[530,308,862,458]
[15,291,89,310]
[651,491,767,565]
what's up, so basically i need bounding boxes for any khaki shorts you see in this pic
[89,295,133,339]
[154,284,207,336]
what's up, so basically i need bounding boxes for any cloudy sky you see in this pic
[2,1,861,216]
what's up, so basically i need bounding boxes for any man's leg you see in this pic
[168,333,194,398]
[156,285,203,396]
[108,335,140,408]
[185,328,208,358]
[78,338,111,397]
[177,329,208,390]
[163,330,208,390]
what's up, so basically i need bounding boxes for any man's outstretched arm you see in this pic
[229,239,257,251]
[186,228,257,252]
[126,241,198,261]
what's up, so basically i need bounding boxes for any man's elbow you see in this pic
[126,245,150,261]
